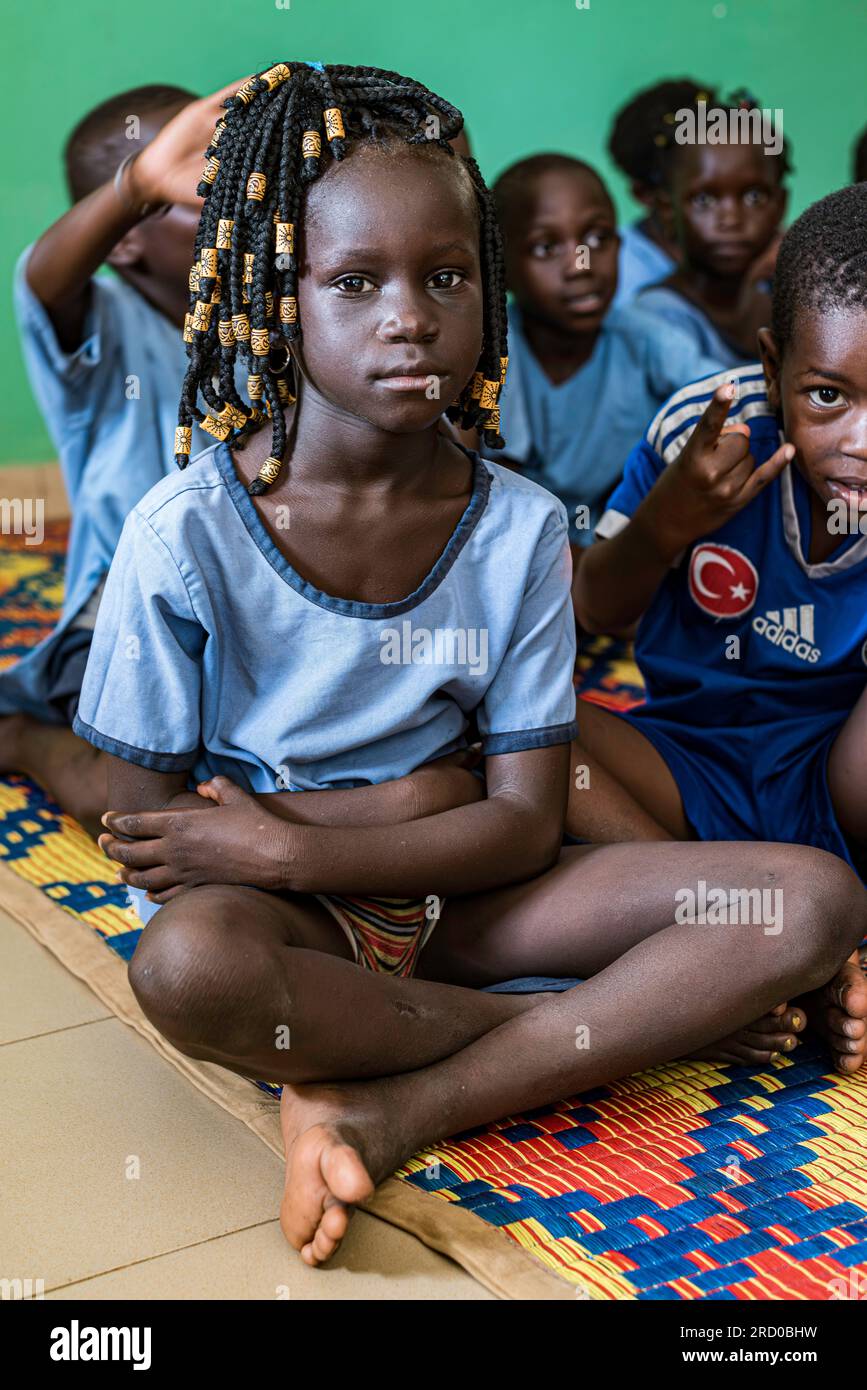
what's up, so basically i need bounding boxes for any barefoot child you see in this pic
[638,90,788,369]
[82,64,864,1268]
[0,82,251,832]
[570,184,867,1074]
[478,155,724,560]
[607,77,713,306]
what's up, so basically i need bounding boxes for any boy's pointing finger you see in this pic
[695,383,736,445]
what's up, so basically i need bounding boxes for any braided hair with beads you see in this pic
[174,61,509,495]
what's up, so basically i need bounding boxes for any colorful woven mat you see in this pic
[2,522,866,1300]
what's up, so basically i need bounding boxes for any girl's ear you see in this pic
[106,226,146,271]
[630,179,655,211]
[758,327,782,412]
[653,188,676,241]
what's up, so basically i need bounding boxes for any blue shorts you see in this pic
[615,707,864,881]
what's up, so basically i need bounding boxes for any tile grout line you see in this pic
[0,1015,114,1048]
[42,1218,284,1296]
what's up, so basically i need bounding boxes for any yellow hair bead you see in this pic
[191,300,213,332]
[188,263,200,293]
[256,456,283,486]
[248,407,266,426]
[302,130,321,159]
[242,283,251,304]
[251,327,271,356]
[216,218,234,249]
[247,373,264,400]
[265,291,274,318]
[200,414,231,441]
[275,222,294,255]
[261,63,291,90]
[243,253,254,283]
[218,319,235,348]
[246,172,267,201]
[276,377,296,405]
[234,79,258,105]
[200,156,220,185]
[232,312,250,341]
[218,402,248,430]
[200,247,218,277]
[279,296,298,324]
[211,278,222,305]
[174,426,192,455]
[486,406,501,432]
[324,108,345,141]
[499,356,509,383]
[211,119,226,146]
[183,313,194,343]
[470,372,484,400]
[479,378,501,411]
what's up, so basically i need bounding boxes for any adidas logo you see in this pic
[752,605,820,663]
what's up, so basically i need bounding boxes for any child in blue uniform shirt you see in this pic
[78,65,865,1270]
[606,78,714,307]
[637,90,787,370]
[570,185,867,1076]
[484,154,722,553]
[0,81,247,830]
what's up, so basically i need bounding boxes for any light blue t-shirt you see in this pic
[485,302,724,544]
[73,443,578,795]
[0,247,221,721]
[612,221,675,307]
[637,285,757,371]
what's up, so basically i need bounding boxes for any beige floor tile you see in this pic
[0,908,110,1044]
[1,1018,286,1289]
[49,1216,493,1301]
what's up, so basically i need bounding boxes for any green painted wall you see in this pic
[4,0,865,461]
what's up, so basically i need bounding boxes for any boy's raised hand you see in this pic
[646,383,794,559]
[127,75,255,209]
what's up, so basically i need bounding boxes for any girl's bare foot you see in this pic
[689,1002,806,1065]
[800,950,867,1075]
[279,1080,409,1267]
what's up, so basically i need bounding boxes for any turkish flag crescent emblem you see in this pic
[687,543,759,618]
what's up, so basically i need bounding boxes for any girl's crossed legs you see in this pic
[127,838,865,1265]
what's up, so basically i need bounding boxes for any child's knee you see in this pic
[781,847,866,982]
[128,889,269,1055]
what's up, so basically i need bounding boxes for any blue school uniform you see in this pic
[0,247,223,722]
[612,221,675,307]
[74,437,577,781]
[486,302,723,544]
[637,285,756,370]
[596,363,867,874]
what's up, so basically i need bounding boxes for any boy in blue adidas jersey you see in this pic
[569,185,867,1075]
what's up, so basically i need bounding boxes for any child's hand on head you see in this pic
[645,383,794,557]
[128,75,255,209]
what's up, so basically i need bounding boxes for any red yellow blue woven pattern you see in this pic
[1,523,865,1298]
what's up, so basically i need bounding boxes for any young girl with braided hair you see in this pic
[638,89,789,367]
[80,63,864,1269]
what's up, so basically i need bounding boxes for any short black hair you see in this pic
[772,183,867,351]
[655,88,792,188]
[178,62,508,492]
[607,78,713,188]
[64,85,197,201]
[492,153,612,231]
[853,126,867,184]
